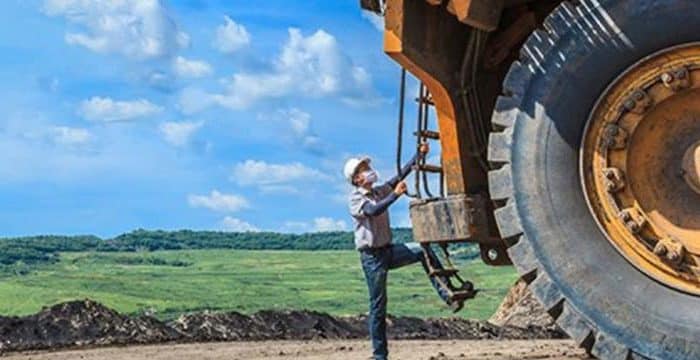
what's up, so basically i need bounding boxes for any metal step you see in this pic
[418,164,443,173]
[414,130,440,140]
[415,96,434,106]
[449,289,479,302]
[429,268,460,277]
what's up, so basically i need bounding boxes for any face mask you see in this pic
[362,170,379,184]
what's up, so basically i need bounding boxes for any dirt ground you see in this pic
[4,340,587,360]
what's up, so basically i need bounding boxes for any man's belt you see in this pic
[358,244,391,253]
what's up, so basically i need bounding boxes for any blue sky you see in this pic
[0,0,432,237]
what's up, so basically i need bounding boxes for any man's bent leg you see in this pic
[388,243,450,303]
[361,250,389,360]
[387,243,423,269]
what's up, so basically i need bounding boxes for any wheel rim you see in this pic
[581,43,700,295]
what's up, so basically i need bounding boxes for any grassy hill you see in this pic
[0,229,418,270]
[0,230,517,319]
[0,249,518,320]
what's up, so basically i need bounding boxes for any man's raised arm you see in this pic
[361,182,407,217]
[383,143,430,189]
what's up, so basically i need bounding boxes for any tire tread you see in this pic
[487,1,625,358]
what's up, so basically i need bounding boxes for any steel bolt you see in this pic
[605,182,615,192]
[661,73,674,84]
[654,243,668,256]
[628,222,640,233]
[621,212,631,221]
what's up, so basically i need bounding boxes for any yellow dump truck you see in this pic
[360,0,700,359]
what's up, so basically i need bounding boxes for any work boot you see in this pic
[448,299,465,313]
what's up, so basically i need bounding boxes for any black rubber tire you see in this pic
[488,1,700,359]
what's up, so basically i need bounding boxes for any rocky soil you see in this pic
[489,278,560,331]
[0,284,563,354]
[4,340,586,360]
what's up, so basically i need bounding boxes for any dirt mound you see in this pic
[490,278,561,333]
[169,310,363,341]
[169,311,560,343]
[365,315,562,340]
[0,300,177,352]
[0,298,564,353]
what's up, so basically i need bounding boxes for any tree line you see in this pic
[0,229,415,266]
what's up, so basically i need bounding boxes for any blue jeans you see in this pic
[360,242,450,360]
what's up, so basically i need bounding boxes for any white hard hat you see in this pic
[343,156,370,184]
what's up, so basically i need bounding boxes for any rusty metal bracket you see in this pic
[409,194,488,243]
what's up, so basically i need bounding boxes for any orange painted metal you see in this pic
[384,0,485,196]
[386,33,467,195]
[446,0,504,31]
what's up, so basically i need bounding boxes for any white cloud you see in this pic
[213,15,250,53]
[145,71,175,92]
[173,56,213,78]
[176,87,216,114]
[78,97,163,122]
[179,28,378,113]
[362,10,384,32]
[313,217,348,232]
[188,190,249,213]
[0,111,188,184]
[43,0,190,60]
[281,217,348,233]
[283,108,326,155]
[221,216,259,232]
[159,120,203,146]
[50,126,92,146]
[18,124,94,148]
[231,160,332,187]
[288,108,310,136]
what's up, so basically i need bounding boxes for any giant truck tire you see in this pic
[488,1,700,359]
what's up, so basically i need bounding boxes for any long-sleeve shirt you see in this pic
[348,153,420,250]
[360,153,417,216]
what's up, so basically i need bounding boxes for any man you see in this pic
[344,144,463,360]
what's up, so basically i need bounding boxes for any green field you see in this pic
[0,250,518,320]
